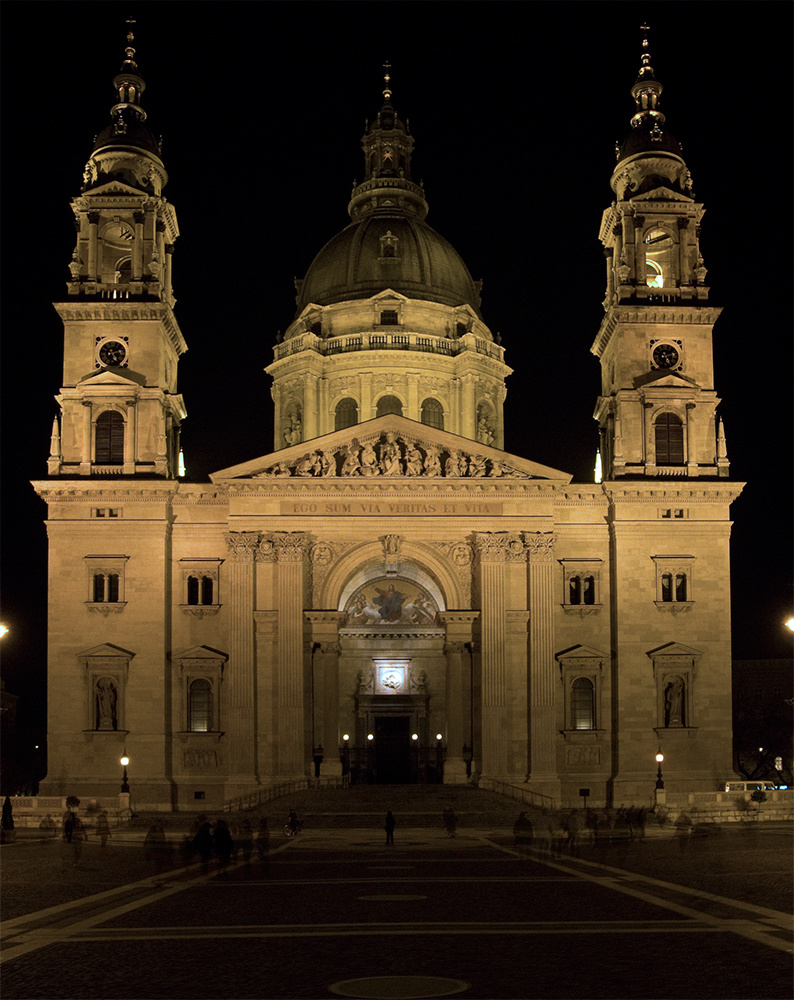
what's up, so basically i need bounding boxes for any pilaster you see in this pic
[225,531,260,786]
[439,611,478,783]
[273,532,309,779]
[526,532,561,798]
[473,534,508,776]
[306,611,346,777]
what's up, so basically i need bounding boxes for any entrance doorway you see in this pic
[375,715,411,784]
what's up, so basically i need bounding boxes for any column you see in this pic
[164,244,175,304]
[526,532,560,798]
[87,212,99,281]
[439,612,478,783]
[461,374,476,441]
[686,402,697,473]
[304,377,317,441]
[474,534,508,777]
[123,400,136,475]
[306,611,346,777]
[133,212,145,281]
[253,610,278,780]
[274,533,308,779]
[225,531,260,790]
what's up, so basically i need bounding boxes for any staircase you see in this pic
[235,784,522,830]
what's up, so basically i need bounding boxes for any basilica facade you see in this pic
[35,32,742,810]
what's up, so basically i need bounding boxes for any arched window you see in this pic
[421,398,444,429]
[571,678,595,730]
[92,572,119,603]
[654,413,684,465]
[569,575,581,605]
[335,398,358,430]
[376,395,403,417]
[95,411,124,464]
[188,679,213,733]
[675,573,687,602]
[187,574,215,606]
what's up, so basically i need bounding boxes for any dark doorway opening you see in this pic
[375,715,411,784]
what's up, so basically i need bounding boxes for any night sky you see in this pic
[1,2,792,759]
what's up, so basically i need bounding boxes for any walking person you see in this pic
[192,819,214,874]
[443,807,458,837]
[384,810,396,846]
[95,810,111,848]
[256,817,270,877]
[213,818,234,877]
[238,818,254,867]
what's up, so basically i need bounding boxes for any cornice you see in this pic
[591,304,722,358]
[602,482,744,504]
[32,481,178,501]
[226,480,561,498]
[54,301,187,356]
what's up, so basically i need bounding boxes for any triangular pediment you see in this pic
[633,369,699,390]
[556,644,610,662]
[78,368,147,387]
[646,642,703,659]
[631,186,694,204]
[170,645,228,663]
[84,180,147,198]
[77,642,135,660]
[210,414,572,482]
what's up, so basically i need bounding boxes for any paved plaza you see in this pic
[1,813,792,999]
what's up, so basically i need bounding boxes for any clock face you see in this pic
[652,342,680,370]
[98,340,128,367]
[101,221,134,247]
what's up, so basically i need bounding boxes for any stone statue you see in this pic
[341,441,361,476]
[379,433,401,475]
[405,442,423,476]
[423,445,442,477]
[445,450,463,477]
[96,678,117,731]
[665,677,684,727]
[359,442,379,476]
[468,454,487,477]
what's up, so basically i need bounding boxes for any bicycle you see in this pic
[283,817,304,837]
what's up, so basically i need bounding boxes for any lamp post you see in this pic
[654,751,666,806]
[119,754,131,812]
[312,744,324,780]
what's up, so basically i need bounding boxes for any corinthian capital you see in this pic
[525,532,557,562]
[473,532,510,562]
[225,531,261,561]
[273,531,308,562]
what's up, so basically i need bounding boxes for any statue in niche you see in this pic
[423,445,442,477]
[477,413,494,446]
[96,677,118,731]
[664,677,685,727]
[283,413,302,447]
[468,454,487,478]
[359,442,379,476]
[383,535,401,558]
[341,440,361,476]
[405,442,423,476]
[379,433,401,475]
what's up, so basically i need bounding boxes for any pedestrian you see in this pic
[674,810,692,853]
[95,810,111,848]
[384,810,396,845]
[213,818,234,876]
[238,818,254,866]
[65,814,85,867]
[443,808,458,837]
[513,811,533,849]
[535,809,553,859]
[192,820,214,874]
[566,809,583,857]
[256,817,270,876]
[39,813,57,837]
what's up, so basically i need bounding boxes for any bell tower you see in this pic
[592,28,729,480]
[49,21,187,478]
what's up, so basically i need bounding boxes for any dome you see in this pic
[93,112,161,157]
[617,124,683,165]
[296,215,482,317]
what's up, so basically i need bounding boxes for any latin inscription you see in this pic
[280,501,503,516]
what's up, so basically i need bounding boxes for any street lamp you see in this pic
[654,751,666,806]
[120,755,130,793]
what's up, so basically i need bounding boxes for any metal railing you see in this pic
[222,777,344,815]
[479,777,557,810]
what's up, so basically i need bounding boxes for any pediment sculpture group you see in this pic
[257,432,529,479]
